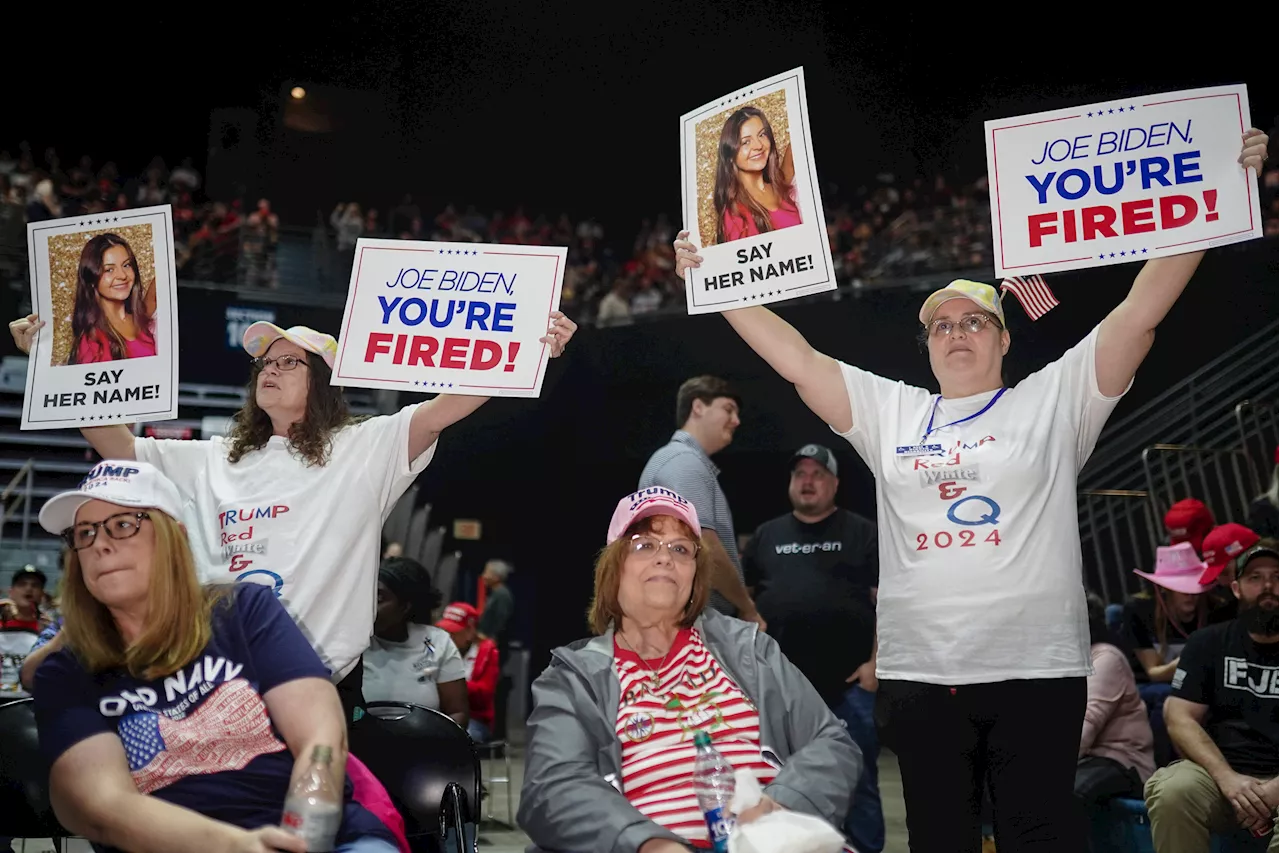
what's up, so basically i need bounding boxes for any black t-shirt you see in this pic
[1171,619,1278,778]
[743,509,878,706]
[1119,595,1199,682]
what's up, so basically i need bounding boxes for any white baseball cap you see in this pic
[39,460,186,535]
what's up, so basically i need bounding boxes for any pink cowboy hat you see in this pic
[1133,541,1213,595]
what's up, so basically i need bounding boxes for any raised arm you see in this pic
[50,733,304,853]
[405,310,578,460]
[1095,128,1269,397]
[10,314,139,459]
[674,235,852,432]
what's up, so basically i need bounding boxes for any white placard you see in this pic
[22,206,179,429]
[680,67,835,314]
[332,238,565,398]
[985,84,1262,277]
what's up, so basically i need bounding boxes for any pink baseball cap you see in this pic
[242,323,338,370]
[1133,541,1213,595]
[607,488,701,545]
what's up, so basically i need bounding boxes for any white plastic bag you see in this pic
[726,769,848,853]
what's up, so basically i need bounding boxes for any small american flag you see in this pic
[1000,274,1059,321]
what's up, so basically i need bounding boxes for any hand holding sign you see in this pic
[332,238,567,398]
[9,313,44,354]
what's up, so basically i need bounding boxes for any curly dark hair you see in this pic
[225,352,355,467]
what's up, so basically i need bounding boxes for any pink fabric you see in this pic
[347,753,411,853]
[1080,643,1156,782]
[721,198,802,241]
[75,327,156,363]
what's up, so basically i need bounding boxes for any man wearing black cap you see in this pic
[1145,539,1279,851]
[1,565,47,699]
[742,444,882,852]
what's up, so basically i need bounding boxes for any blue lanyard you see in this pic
[922,387,1007,442]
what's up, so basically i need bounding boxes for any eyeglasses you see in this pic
[251,354,308,371]
[62,511,151,551]
[927,314,1000,338]
[629,534,700,563]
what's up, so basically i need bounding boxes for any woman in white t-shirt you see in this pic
[673,129,1269,852]
[8,313,577,725]
[362,557,469,726]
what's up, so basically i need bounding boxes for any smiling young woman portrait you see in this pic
[68,233,158,365]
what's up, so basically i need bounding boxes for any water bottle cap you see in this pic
[693,731,712,747]
[312,745,333,763]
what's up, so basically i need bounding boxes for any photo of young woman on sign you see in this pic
[695,91,802,248]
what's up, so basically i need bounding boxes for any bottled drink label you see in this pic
[282,797,342,852]
[703,804,734,853]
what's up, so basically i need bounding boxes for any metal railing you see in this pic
[1080,321,1279,492]
[1142,444,1259,529]
[1079,489,1163,602]
[0,458,35,548]
[1236,398,1279,490]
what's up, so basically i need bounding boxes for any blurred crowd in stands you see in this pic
[4,138,1278,327]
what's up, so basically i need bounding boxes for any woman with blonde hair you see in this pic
[32,460,399,853]
[519,487,859,853]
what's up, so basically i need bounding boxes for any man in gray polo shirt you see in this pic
[639,375,764,629]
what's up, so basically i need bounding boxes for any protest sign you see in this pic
[332,238,565,398]
[986,84,1261,278]
[679,67,835,314]
[22,205,178,430]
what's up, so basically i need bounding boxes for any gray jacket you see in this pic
[517,609,861,853]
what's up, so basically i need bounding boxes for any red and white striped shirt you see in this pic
[614,628,776,848]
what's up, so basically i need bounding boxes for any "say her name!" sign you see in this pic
[985,84,1262,278]
[331,238,565,398]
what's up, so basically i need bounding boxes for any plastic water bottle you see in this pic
[692,730,735,852]
[281,745,342,851]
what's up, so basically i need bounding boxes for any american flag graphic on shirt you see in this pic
[615,629,776,847]
[118,678,287,795]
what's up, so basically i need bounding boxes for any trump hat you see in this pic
[607,488,701,545]
[918,280,1007,327]
[436,602,479,633]
[243,323,338,370]
[1163,498,1215,554]
[1199,523,1260,585]
[40,460,185,535]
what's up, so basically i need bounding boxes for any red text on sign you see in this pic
[365,333,521,372]
[1027,192,1219,248]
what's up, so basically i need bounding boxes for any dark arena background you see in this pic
[0,3,1275,851]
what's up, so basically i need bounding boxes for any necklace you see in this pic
[619,631,678,691]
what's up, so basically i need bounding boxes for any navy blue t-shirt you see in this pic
[34,584,394,848]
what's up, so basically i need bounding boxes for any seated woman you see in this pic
[1076,593,1155,842]
[32,461,398,853]
[1122,542,1211,687]
[518,488,859,853]
[361,556,469,729]
[1121,542,1212,767]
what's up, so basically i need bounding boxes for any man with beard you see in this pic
[742,443,882,852]
[1145,539,1279,851]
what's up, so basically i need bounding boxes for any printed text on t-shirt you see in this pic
[1224,657,1279,698]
